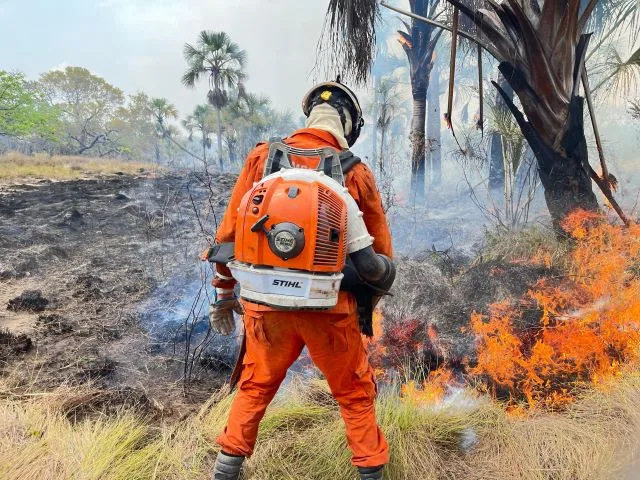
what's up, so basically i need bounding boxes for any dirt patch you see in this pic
[7,290,49,312]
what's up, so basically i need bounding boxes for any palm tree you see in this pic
[149,98,176,163]
[182,31,246,171]
[324,0,636,229]
[182,105,214,164]
[149,97,202,163]
[374,77,401,177]
[371,11,406,177]
[397,0,445,203]
[150,98,178,138]
[440,0,631,229]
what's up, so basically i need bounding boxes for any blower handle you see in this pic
[250,215,270,234]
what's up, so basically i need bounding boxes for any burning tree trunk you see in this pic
[445,0,599,229]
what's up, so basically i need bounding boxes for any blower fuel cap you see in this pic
[267,222,305,260]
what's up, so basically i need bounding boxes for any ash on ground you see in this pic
[0,171,237,417]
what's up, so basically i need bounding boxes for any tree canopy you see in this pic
[0,70,60,140]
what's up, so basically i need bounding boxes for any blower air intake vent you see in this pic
[314,188,347,267]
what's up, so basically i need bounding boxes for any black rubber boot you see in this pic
[358,465,384,480]
[212,451,244,480]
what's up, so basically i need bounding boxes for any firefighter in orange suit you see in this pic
[209,81,393,480]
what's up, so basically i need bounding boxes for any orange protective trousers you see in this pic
[216,300,389,467]
[214,128,392,467]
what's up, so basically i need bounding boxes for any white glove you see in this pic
[209,289,242,336]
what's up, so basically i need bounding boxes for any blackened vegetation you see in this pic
[7,290,49,312]
[60,386,157,422]
[37,314,73,335]
[446,0,600,228]
[0,172,234,416]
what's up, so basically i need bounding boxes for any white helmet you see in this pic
[302,78,364,147]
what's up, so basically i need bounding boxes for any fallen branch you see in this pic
[581,66,632,227]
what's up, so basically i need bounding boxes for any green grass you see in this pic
[0,152,157,181]
[0,374,638,479]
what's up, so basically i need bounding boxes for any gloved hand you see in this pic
[209,288,243,336]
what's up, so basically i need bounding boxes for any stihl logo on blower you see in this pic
[272,279,303,288]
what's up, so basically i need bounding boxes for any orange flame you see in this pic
[389,211,640,410]
[402,368,454,406]
[470,211,640,409]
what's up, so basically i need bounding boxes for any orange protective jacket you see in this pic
[213,127,393,314]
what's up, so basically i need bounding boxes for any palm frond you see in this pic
[199,31,228,51]
[629,97,640,117]
[182,43,203,63]
[595,42,640,99]
[181,69,200,88]
[318,0,379,84]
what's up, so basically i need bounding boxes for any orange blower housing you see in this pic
[235,174,348,273]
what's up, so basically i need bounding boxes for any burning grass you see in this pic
[0,375,639,479]
[0,151,157,182]
[470,212,640,409]
[388,211,640,411]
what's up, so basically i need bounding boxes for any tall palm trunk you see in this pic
[379,124,387,174]
[228,141,238,166]
[216,106,224,171]
[426,61,441,187]
[489,71,512,191]
[154,141,161,164]
[410,90,427,203]
[372,74,379,176]
[399,0,439,204]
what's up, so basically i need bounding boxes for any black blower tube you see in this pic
[349,246,396,293]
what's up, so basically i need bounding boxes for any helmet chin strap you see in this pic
[305,104,350,150]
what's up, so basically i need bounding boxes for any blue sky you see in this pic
[0,0,333,119]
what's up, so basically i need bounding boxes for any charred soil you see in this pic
[0,171,236,418]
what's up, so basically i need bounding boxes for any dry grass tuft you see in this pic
[0,372,638,479]
[0,152,158,182]
[480,226,570,268]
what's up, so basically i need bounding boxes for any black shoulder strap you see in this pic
[323,157,333,177]
[339,150,362,174]
[271,149,284,174]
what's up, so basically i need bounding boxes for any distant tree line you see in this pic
[0,44,295,170]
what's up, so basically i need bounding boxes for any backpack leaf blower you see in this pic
[205,143,395,331]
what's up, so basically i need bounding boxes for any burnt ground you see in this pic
[0,169,557,418]
[0,171,238,418]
